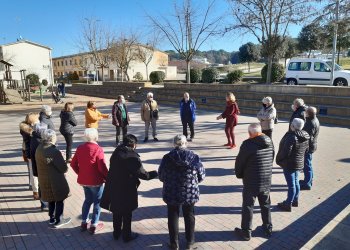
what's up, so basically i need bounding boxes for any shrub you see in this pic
[133,72,143,81]
[226,70,244,84]
[41,79,48,86]
[201,68,219,83]
[261,63,284,82]
[26,73,40,86]
[149,71,165,84]
[185,69,201,83]
[68,72,79,81]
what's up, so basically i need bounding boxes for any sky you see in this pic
[0,0,302,57]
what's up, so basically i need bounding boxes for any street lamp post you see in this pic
[330,0,340,86]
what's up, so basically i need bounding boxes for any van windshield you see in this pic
[326,61,342,71]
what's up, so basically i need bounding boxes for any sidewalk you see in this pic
[0,94,349,249]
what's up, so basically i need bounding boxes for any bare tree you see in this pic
[77,53,92,84]
[78,18,115,82]
[227,0,320,84]
[112,33,138,82]
[148,0,222,84]
[136,34,159,81]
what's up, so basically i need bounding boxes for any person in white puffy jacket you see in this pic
[257,97,277,139]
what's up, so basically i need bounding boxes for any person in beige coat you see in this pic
[257,97,277,139]
[141,92,159,142]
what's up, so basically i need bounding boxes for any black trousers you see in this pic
[116,125,128,144]
[262,129,273,139]
[241,189,272,231]
[63,133,73,160]
[182,120,194,139]
[167,204,195,246]
[113,211,132,239]
[49,200,64,221]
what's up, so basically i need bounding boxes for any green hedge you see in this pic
[261,63,284,82]
[226,70,244,84]
[201,68,219,83]
[185,69,201,83]
[150,71,165,84]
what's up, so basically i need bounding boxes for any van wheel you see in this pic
[333,78,348,86]
[287,78,298,85]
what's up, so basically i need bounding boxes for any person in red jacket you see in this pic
[217,92,240,149]
[70,128,108,234]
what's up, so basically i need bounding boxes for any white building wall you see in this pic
[0,42,52,83]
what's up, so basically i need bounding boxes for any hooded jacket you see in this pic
[235,134,274,193]
[276,130,310,171]
[303,116,320,154]
[257,104,277,130]
[19,122,33,159]
[59,110,77,135]
[39,111,55,130]
[158,148,205,205]
[100,145,158,213]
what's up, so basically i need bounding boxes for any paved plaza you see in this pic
[0,94,349,249]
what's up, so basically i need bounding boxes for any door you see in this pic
[110,70,115,80]
[297,62,312,84]
[311,62,331,85]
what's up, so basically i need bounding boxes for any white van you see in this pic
[285,58,350,86]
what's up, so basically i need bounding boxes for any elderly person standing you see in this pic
[35,129,71,228]
[234,123,274,241]
[257,97,277,139]
[40,105,55,130]
[277,118,310,212]
[100,134,158,242]
[59,102,77,162]
[112,95,130,145]
[300,107,320,190]
[158,135,205,250]
[217,92,240,149]
[141,92,159,142]
[85,101,109,129]
[180,92,196,141]
[71,128,108,234]
[289,98,306,130]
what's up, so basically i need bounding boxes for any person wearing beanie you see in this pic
[39,105,55,130]
[276,118,310,212]
[257,96,277,139]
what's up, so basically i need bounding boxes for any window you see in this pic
[288,62,311,71]
[79,71,83,76]
[314,62,331,72]
[53,62,56,67]
[65,60,67,66]
[74,59,77,65]
[70,60,72,65]
[61,61,64,66]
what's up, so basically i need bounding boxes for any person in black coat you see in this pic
[300,106,320,190]
[234,123,274,241]
[276,118,310,212]
[39,105,55,130]
[100,134,158,242]
[59,102,77,162]
[112,95,130,145]
[288,98,306,131]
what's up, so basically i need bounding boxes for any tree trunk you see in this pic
[146,64,149,81]
[337,50,340,64]
[125,70,130,82]
[186,60,191,84]
[266,56,273,84]
[248,62,250,73]
[308,50,311,58]
[101,67,104,82]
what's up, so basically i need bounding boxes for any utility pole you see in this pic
[330,0,340,86]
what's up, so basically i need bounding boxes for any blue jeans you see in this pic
[303,153,313,188]
[82,185,104,226]
[283,169,300,204]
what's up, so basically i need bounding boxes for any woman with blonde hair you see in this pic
[85,101,109,129]
[217,92,240,149]
[19,112,39,190]
[59,102,77,163]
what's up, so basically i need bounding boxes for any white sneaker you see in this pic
[54,217,71,228]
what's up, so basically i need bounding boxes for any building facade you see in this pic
[52,47,177,81]
[0,40,53,83]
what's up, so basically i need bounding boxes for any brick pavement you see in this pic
[0,94,349,249]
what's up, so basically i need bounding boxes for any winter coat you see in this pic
[158,148,205,205]
[70,142,108,186]
[222,101,240,127]
[289,106,306,130]
[85,108,109,128]
[141,100,159,122]
[257,104,277,131]
[180,99,196,122]
[303,116,320,154]
[59,111,77,135]
[19,122,33,159]
[100,145,158,213]
[112,102,129,127]
[276,130,310,171]
[35,143,70,202]
[235,134,274,194]
[39,112,55,130]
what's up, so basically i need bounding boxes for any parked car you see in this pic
[285,58,350,86]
